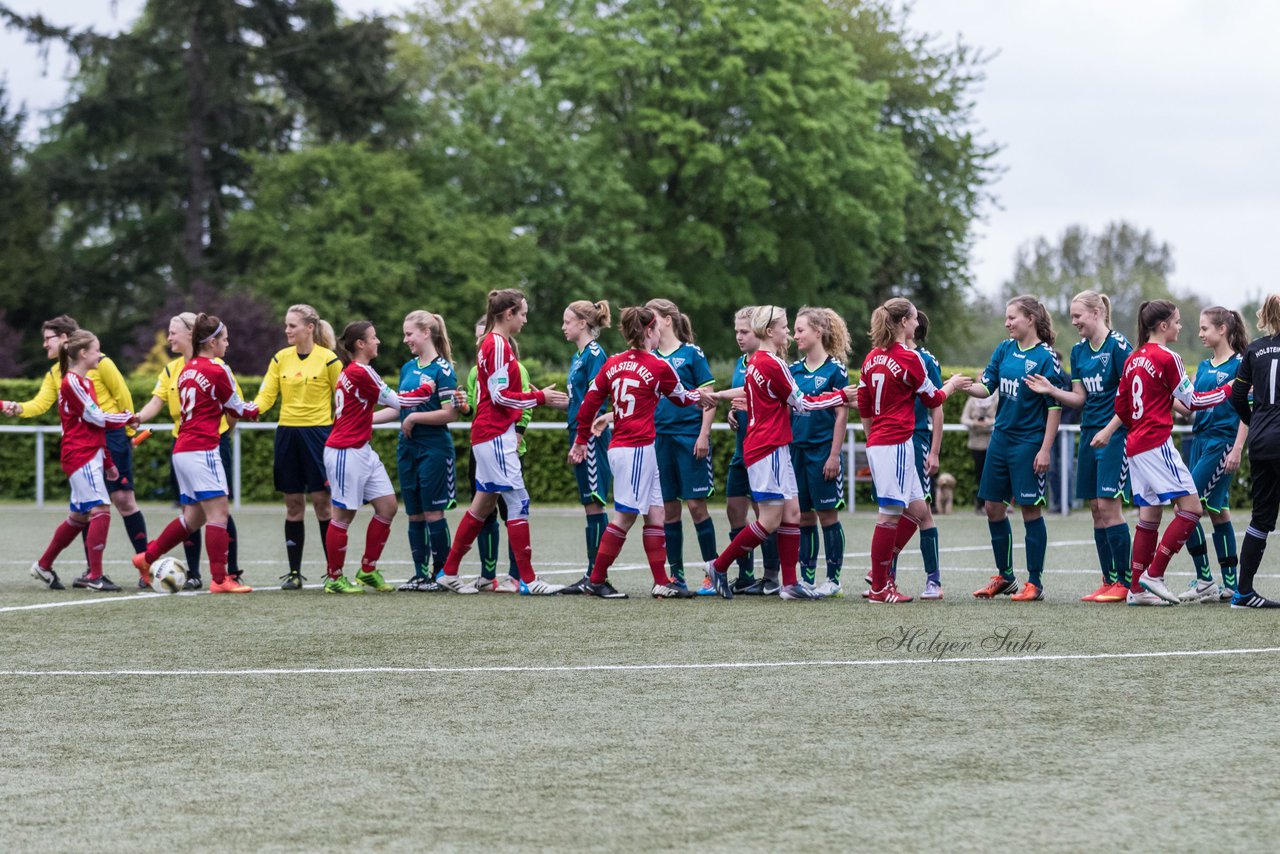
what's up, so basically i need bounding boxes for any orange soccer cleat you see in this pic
[1010,582,1043,602]
[972,575,1019,599]
[210,577,253,594]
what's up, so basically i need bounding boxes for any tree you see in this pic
[228,142,535,373]
[0,0,406,366]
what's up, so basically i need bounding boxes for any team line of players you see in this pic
[8,289,1280,607]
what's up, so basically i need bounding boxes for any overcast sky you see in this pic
[3,0,1277,308]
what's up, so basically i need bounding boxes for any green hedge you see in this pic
[0,369,1255,509]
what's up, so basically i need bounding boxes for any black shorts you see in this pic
[274,426,331,494]
[105,428,134,495]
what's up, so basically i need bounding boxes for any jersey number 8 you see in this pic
[1131,375,1144,420]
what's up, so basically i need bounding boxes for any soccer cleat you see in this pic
[471,576,499,592]
[558,575,591,595]
[1138,572,1180,605]
[355,569,395,592]
[1219,584,1236,603]
[867,583,912,603]
[779,583,824,600]
[652,582,695,599]
[972,575,1018,599]
[696,575,718,596]
[668,574,689,593]
[1081,582,1112,602]
[323,575,364,595]
[494,577,521,593]
[397,575,438,592]
[83,575,122,592]
[1178,578,1221,603]
[813,579,844,598]
[761,578,781,596]
[584,579,628,599]
[919,579,943,601]
[519,578,565,595]
[72,572,92,589]
[279,572,306,591]
[1126,589,1172,606]
[131,552,153,588]
[137,577,150,590]
[1231,591,1280,609]
[736,578,765,595]
[210,577,253,594]
[731,575,756,593]
[1010,582,1043,602]
[1093,582,1129,603]
[184,576,204,591]
[435,573,479,594]
[713,570,734,600]
[30,562,65,590]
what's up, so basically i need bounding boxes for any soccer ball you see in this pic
[151,557,188,594]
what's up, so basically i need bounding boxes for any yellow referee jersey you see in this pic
[18,356,136,436]
[253,346,341,426]
[151,356,236,438]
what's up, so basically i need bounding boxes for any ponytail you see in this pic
[484,289,526,337]
[797,306,851,365]
[1008,295,1055,347]
[1137,299,1178,346]
[869,298,914,350]
[1072,290,1112,330]
[567,300,613,338]
[286,304,333,350]
[405,310,455,365]
[1257,294,1280,337]
[337,321,373,363]
[192,313,225,355]
[1202,306,1249,355]
[645,298,696,344]
[620,306,658,350]
[58,330,97,378]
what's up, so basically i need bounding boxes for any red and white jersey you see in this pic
[58,372,131,476]
[327,362,434,450]
[743,350,845,466]
[576,349,700,447]
[1116,343,1230,456]
[174,357,259,453]
[472,332,546,445]
[856,343,947,447]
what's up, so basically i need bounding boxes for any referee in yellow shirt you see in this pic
[11,315,150,581]
[253,304,343,588]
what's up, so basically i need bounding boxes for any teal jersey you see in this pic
[567,340,608,436]
[1192,354,1242,442]
[730,354,749,465]
[912,347,943,435]
[653,343,714,435]
[789,357,849,447]
[1069,331,1133,430]
[980,339,1068,443]
[398,356,458,452]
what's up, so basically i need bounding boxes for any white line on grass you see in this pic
[3,646,1280,678]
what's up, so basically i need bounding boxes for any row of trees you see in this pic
[0,0,997,375]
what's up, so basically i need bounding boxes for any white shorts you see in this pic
[1128,439,1198,507]
[173,449,229,505]
[472,426,525,493]
[747,447,799,502]
[325,444,395,510]
[608,444,664,514]
[68,448,109,513]
[868,441,926,508]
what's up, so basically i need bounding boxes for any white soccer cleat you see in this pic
[920,579,944,600]
[494,577,521,594]
[519,578,565,595]
[1126,589,1173,607]
[1138,571,1181,605]
[1178,578,1220,603]
[435,573,479,594]
[812,579,843,598]
[471,576,499,592]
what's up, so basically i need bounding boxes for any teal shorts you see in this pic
[571,430,613,506]
[791,444,846,512]
[978,434,1046,507]
[656,433,715,501]
[1077,426,1129,502]
[396,444,456,515]
[1188,436,1233,513]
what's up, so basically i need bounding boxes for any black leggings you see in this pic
[1249,457,1280,533]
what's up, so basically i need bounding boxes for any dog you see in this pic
[935,471,956,515]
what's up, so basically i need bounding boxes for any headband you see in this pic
[200,321,225,344]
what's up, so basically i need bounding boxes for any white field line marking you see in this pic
[3,646,1280,678]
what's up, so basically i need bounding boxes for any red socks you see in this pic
[441,510,486,576]
[146,516,190,564]
[325,519,349,579]
[39,516,87,570]
[642,525,670,584]
[1148,511,1200,579]
[1130,519,1159,592]
[361,515,393,572]
[894,513,921,555]
[870,521,897,590]
[714,521,768,573]
[777,525,800,587]
[506,518,536,583]
[205,522,229,584]
[591,524,628,583]
[85,512,110,579]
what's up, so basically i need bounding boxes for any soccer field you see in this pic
[3,503,1279,852]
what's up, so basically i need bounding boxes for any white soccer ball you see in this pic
[151,557,188,594]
